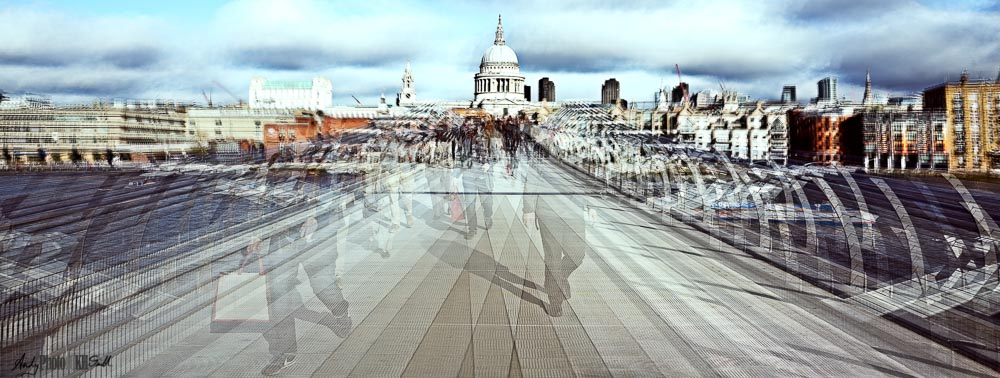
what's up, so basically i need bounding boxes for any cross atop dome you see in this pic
[495,14,505,45]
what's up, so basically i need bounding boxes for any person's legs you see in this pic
[301,247,352,337]
[538,216,566,316]
[537,204,586,317]
[462,173,478,237]
[480,182,493,229]
[428,166,444,219]
[263,263,301,361]
[400,170,414,225]
[464,194,478,236]
[385,176,401,230]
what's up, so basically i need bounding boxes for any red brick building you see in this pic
[788,108,864,165]
[263,114,319,158]
[322,117,369,134]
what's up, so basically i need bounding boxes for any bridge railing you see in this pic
[533,107,1000,367]
[0,163,423,374]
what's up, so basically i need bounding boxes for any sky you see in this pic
[1,0,999,106]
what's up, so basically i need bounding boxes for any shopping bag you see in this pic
[211,251,269,333]
[450,184,465,222]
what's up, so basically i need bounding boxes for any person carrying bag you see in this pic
[211,237,270,333]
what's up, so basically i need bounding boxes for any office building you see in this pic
[816,76,838,105]
[671,83,689,103]
[539,77,555,102]
[602,78,620,105]
[862,109,947,171]
[922,71,1000,171]
[781,85,796,104]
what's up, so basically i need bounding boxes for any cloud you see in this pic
[0,6,168,69]
[229,45,412,71]
[1,0,999,105]
[0,65,148,96]
[781,0,916,23]
[100,48,164,69]
[818,6,1000,91]
[0,51,72,68]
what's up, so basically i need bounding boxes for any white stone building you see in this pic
[396,62,417,106]
[671,101,790,164]
[473,15,531,116]
[0,103,191,163]
[185,107,301,143]
[249,77,333,110]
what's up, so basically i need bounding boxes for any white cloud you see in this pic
[1,0,998,105]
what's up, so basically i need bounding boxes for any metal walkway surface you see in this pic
[3,159,996,377]
[105,157,993,377]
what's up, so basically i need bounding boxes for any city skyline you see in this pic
[1,0,999,105]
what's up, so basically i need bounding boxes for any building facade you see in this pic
[473,15,529,115]
[185,108,301,144]
[0,103,190,163]
[816,77,838,105]
[263,114,320,159]
[602,78,620,105]
[671,83,689,104]
[922,72,1000,171]
[691,90,718,108]
[249,77,333,110]
[787,107,863,164]
[781,85,796,104]
[862,109,947,171]
[665,101,789,164]
[396,62,416,106]
[539,77,555,102]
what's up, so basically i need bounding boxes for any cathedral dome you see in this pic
[479,15,519,70]
[473,15,527,111]
[481,44,519,66]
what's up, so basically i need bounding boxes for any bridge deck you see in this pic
[113,157,994,377]
[0,158,994,377]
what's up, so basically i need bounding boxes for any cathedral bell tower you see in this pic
[396,61,416,106]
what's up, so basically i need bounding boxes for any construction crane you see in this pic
[212,80,245,107]
[201,90,212,107]
[675,64,689,103]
